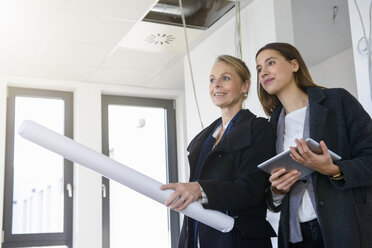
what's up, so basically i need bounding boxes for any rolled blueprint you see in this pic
[18,120,234,233]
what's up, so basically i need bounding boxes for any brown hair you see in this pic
[255,42,321,116]
[215,55,251,99]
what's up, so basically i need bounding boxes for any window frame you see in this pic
[3,87,73,248]
[101,95,180,248]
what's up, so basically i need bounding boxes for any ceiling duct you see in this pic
[151,0,204,17]
[143,0,235,29]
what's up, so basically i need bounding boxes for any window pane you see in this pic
[108,105,170,248]
[12,96,64,234]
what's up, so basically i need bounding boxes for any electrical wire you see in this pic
[353,0,372,103]
[234,1,242,59]
[178,0,204,129]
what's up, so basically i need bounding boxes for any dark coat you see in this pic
[267,87,372,248]
[178,109,277,248]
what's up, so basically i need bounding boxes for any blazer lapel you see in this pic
[213,110,253,153]
[307,87,329,142]
[307,87,329,192]
[187,118,220,180]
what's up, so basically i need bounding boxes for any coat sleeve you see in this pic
[198,118,276,212]
[331,89,372,189]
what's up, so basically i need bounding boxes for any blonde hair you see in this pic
[215,55,251,99]
[255,43,321,116]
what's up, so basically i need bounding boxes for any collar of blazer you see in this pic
[187,109,255,155]
[270,86,329,142]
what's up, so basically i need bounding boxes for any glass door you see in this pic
[3,87,73,248]
[101,96,179,248]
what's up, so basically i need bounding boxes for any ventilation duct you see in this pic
[143,0,236,29]
[151,0,204,17]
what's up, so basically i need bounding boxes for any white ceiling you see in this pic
[0,0,206,90]
[0,0,353,90]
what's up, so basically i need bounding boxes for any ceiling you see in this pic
[292,0,352,66]
[0,0,214,90]
[0,0,353,90]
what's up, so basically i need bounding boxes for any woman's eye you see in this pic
[209,78,215,83]
[223,76,230,81]
[268,60,275,66]
[257,68,262,73]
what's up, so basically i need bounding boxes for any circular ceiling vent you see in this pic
[145,33,175,45]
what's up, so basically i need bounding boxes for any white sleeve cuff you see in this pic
[198,185,208,205]
[271,188,285,207]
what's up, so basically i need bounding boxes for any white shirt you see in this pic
[273,106,317,222]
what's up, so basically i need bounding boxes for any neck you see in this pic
[220,104,242,127]
[277,83,308,114]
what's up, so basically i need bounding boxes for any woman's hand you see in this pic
[160,182,202,211]
[290,139,340,176]
[270,168,301,195]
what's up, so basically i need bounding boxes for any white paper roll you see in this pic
[18,120,234,233]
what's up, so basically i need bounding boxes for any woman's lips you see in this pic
[263,78,274,85]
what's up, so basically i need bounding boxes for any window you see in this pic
[3,87,73,247]
[101,95,179,248]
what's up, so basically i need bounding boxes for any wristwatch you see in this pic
[330,172,344,180]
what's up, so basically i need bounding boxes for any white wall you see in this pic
[0,77,186,248]
[309,47,358,97]
[348,0,372,115]
[184,0,278,144]
[73,86,102,248]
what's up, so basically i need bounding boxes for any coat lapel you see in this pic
[187,110,255,181]
[307,87,329,193]
[213,110,253,153]
[187,118,220,180]
[307,87,329,143]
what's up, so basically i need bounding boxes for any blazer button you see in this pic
[217,154,222,158]
[318,200,325,207]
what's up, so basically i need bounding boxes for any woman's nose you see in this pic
[260,68,268,77]
[214,78,222,87]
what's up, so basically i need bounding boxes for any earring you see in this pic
[244,92,248,97]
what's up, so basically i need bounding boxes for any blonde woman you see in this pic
[162,55,276,248]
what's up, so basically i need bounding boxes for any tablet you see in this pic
[257,138,342,179]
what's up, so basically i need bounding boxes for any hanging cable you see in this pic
[178,0,204,129]
[234,1,242,59]
[353,0,372,103]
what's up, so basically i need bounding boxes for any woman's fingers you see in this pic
[176,197,193,211]
[270,168,287,181]
[276,171,300,192]
[290,146,304,164]
[319,140,330,157]
[164,190,181,207]
[270,169,300,194]
[161,182,201,210]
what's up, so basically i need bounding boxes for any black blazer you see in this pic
[268,87,372,248]
[178,109,276,248]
